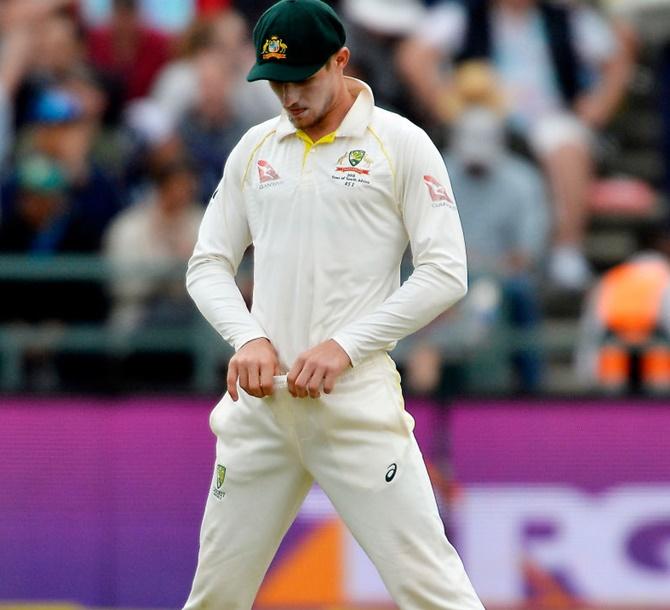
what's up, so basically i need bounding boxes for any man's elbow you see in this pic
[184,255,204,299]
[450,270,468,305]
[456,272,468,301]
[436,259,468,309]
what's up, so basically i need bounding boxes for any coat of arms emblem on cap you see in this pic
[262,36,288,60]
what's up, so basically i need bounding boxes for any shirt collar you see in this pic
[275,77,375,140]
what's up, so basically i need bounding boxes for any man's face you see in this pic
[269,60,339,131]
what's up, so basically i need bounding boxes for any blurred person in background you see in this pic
[341,0,426,123]
[0,154,109,392]
[121,97,185,199]
[0,0,80,168]
[0,2,33,170]
[2,87,120,252]
[177,50,247,202]
[12,6,97,128]
[103,157,203,388]
[398,0,633,290]
[0,155,71,256]
[575,226,670,395]
[398,100,549,396]
[87,0,172,102]
[104,157,203,333]
[14,87,121,247]
[447,105,549,392]
[151,9,278,132]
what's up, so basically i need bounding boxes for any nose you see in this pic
[279,83,300,107]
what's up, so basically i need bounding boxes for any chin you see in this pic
[290,115,312,129]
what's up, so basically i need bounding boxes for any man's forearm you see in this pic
[186,256,268,351]
[331,260,467,366]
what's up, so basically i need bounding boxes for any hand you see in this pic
[227,338,280,402]
[574,95,610,130]
[287,340,352,399]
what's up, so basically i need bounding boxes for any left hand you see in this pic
[287,339,352,399]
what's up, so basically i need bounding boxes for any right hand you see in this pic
[227,338,280,402]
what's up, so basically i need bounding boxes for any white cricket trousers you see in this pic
[183,352,485,610]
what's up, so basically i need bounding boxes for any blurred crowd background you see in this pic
[2,3,670,609]
[1,0,670,398]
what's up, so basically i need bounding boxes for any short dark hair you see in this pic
[152,158,197,187]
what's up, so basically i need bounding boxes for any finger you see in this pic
[245,364,262,398]
[323,369,337,395]
[307,367,326,399]
[238,365,249,397]
[294,363,315,399]
[260,360,275,397]
[227,361,239,402]
[287,356,305,397]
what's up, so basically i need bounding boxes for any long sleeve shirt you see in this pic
[186,78,467,369]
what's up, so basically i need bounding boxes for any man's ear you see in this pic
[333,47,350,72]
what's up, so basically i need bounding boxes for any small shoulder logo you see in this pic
[258,160,280,184]
[385,463,398,483]
[213,464,227,499]
[262,36,288,60]
[423,175,455,208]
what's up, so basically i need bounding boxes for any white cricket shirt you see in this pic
[186,78,467,369]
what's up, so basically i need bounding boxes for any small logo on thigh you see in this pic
[385,463,397,483]
[213,464,227,499]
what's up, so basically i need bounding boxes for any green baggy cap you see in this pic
[247,0,346,83]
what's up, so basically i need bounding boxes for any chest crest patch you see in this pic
[332,149,373,188]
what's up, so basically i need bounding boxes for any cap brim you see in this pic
[246,60,326,83]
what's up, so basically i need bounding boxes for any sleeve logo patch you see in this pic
[423,175,455,208]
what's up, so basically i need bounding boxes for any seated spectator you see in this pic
[87,0,172,102]
[576,229,670,395]
[0,155,69,253]
[209,9,279,126]
[0,0,75,168]
[451,106,549,390]
[341,0,426,123]
[398,0,633,289]
[104,158,203,333]
[396,106,550,395]
[177,51,247,201]
[14,87,122,248]
[12,7,95,127]
[122,98,186,201]
[0,154,108,324]
[151,9,278,130]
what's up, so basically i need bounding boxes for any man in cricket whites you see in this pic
[183,1,485,608]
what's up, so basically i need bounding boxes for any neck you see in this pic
[303,80,356,142]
